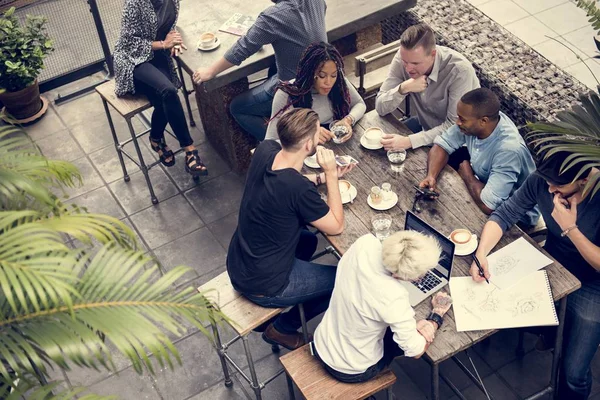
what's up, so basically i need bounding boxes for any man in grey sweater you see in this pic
[376,23,479,151]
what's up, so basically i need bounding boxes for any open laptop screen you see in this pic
[404,211,455,279]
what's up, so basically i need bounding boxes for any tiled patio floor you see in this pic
[15,72,599,400]
[7,0,600,398]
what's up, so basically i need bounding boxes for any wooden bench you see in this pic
[95,79,198,205]
[280,344,397,400]
[198,271,309,400]
[344,40,401,100]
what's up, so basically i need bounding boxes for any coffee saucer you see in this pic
[197,37,220,51]
[304,156,320,169]
[367,192,398,210]
[342,185,358,205]
[360,135,383,150]
[452,237,479,256]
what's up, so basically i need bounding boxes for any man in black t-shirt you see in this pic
[227,108,354,350]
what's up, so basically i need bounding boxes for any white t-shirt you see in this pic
[313,234,426,374]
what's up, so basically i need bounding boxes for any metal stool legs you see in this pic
[125,118,158,205]
[175,57,196,127]
[211,319,233,388]
[101,99,129,182]
[243,336,263,400]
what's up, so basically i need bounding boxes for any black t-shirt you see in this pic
[155,0,175,41]
[227,141,330,296]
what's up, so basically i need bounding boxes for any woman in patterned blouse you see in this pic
[113,0,207,176]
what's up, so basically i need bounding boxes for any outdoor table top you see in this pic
[176,0,416,91]
[311,110,581,365]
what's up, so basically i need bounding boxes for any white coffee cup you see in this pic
[450,228,477,253]
[364,127,383,146]
[339,180,352,203]
[199,32,216,48]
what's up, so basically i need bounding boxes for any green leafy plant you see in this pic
[576,0,600,36]
[526,91,600,198]
[0,7,54,93]
[0,125,224,398]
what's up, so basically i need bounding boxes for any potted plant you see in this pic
[0,7,53,121]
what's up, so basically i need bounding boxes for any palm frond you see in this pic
[2,244,221,381]
[0,376,115,400]
[526,91,600,197]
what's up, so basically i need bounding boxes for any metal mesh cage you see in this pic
[8,0,122,84]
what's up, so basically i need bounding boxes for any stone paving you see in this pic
[10,72,597,400]
[5,0,600,398]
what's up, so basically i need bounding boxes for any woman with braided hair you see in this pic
[265,42,366,143]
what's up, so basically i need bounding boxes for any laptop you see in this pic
[399,211,455,307]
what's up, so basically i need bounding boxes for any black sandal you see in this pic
[149,137,175,167]
[185,150,208,176]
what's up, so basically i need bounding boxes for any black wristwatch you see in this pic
[426,312,444,328]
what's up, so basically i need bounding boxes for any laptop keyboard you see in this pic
[411,271,442,293]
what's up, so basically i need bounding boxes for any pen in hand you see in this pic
[472,254,490,284]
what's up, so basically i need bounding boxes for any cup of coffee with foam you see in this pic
[339,180,352,203]
[364,127,383,146]
[450,228,477,254]
[199,32,216,48]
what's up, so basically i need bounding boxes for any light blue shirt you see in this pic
[434,112,539,226]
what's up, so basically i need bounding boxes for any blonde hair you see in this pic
[381,230,442,281]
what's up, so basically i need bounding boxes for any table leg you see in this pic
[431,363,440,400]
[552,297,568,399]
[193,78,257,173]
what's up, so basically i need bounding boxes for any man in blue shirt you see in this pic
[419,88,539,226]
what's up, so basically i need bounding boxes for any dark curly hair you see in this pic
[272,42,351,121]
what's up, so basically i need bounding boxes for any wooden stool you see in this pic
[95,80,196,205]
[280,344,396,400]
[198,271,310,400]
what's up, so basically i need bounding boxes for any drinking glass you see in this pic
[330,120,349,144]
[381,182,392,201]
[387,149,407,173]
[370,186,382,204]
[372,214,393,241]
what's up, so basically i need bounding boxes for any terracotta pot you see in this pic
[0,80,43,120]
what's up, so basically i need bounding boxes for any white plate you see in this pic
[452,236,479,256]
[367,192,398,210]
[342,185,358,205]
[197,37,220,51]
[360,135,383,150]
[304,156,320,169]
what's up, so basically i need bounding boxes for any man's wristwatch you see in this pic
[426,312,444,328]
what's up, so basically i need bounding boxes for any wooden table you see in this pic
[175,0,416,172]
[311,110,582,400]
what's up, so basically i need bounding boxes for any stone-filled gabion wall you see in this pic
[380,0,590,127]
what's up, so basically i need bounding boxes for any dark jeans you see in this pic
[133,54,193,148]
[314,328,405,383]
[244,230,336,334]
[229,75,278,141]
[558,280,600,399]
[403,116,423,134]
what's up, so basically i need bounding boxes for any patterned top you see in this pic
[113,0,181,97]
[224,0,327,82]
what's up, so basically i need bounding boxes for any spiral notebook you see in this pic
[450,270,558,332]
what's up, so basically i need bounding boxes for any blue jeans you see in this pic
[403,116,423,134]
[313,328,405,383]
[559,280,600,399]
[244,231,337,334]
[229,75,278,141]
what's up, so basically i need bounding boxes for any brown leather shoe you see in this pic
[261,323,311,350]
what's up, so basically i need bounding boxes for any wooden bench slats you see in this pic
[343,43,384,78]
[95,80,151,119]
[198,271,284,336]
[280,345,396,400]
[346,66,391,94]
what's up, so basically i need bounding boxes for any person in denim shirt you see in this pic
[419,88,539,226]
